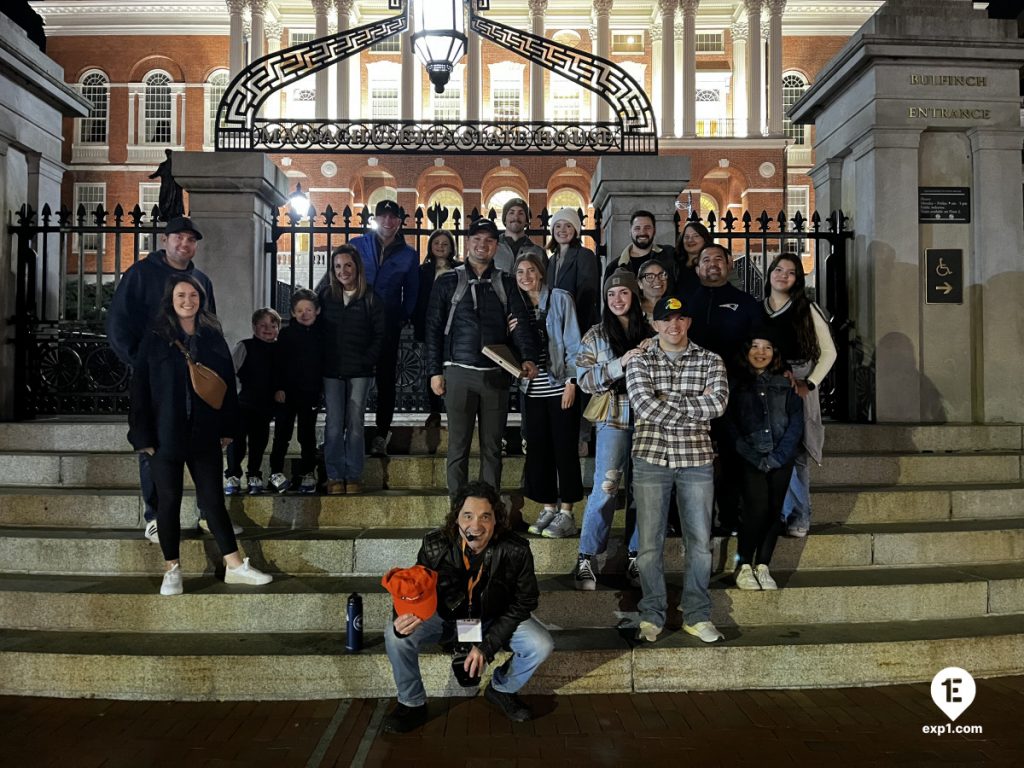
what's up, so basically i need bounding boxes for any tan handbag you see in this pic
[582,390,612,423]
[174,340,227,410]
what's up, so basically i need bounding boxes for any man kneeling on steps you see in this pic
[382,481,553,732]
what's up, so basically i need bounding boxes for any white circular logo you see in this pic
[930,667,976,722]
[352,614,363,632]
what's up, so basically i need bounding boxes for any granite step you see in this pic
[2,519,1024,577]
[3,482,1023,530]
[1,615,1022,700]
[0,563,1020,634]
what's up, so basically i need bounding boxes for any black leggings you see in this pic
[737,459,793,567]
[522,394,584,505]
[225,406,272,478]
[150,448,238,562]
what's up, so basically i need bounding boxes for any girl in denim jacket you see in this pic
[724,329,804,591]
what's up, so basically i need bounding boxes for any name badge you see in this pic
[457,618,483,643]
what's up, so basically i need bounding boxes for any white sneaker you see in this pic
[626,552,640,588]
[224,476,242,496]
[735,563,761,591]
[787,525,809,538]
[224,557,273,586]
[160,563,183,596]
[247,475,264,495]
[683,621,725,643]
[299,473,317,494]
[197,517,243,536]
[269,472,289,493]
[755,564,778,590]
[528,507,557,535]
[541,511,577,539]
[637,620,662,642]
[574,554,597,591]
[144,520,159,544]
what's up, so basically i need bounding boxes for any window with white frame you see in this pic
[490,63,523,121]
[786,185,811,255]
[549,188,584,214]
[144,72,172,144]
[783,73,809,144]
[611,31,643,54]
[367,62,400,120]
[695,72,731,136]
[78,71,108,144]
[138,183,161,252]
[205,70,229,147]
[695,32,724,53]
[74,183,106,251]
[290,31,314,45]
[550,76,581,122]
[370,37,400,53]
[619,61,646,91]
[431,66,463,121]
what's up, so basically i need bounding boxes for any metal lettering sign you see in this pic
[925,249,963,304]
[919,187,971,223]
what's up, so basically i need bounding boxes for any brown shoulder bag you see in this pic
[174,340,227,410]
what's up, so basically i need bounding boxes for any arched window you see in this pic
[144,71,172,144]
[427,188,464,228]
[367,186,399,215]
[205,69,229,148]
[782,72,809,144]
[549,188,584,214]
[79,71,108,144]
[485,188,521,219]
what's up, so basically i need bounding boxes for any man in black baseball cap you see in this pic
[163,215,203,241]
[466,217,500,239]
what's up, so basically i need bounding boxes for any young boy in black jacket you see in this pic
[224,308,281,495]
[269,289,324,493]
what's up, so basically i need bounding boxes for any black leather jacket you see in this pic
[415,528,540,661]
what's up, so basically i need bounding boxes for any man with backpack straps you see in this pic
[425,218,541,498]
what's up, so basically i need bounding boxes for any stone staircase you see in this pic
[1,420,1023,700]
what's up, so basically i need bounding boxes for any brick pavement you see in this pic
[2,677,1022,767]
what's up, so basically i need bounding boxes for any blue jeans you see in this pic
[633,459,715,627]
[579,422,638,556]
[781,450,811,529]
[323,376,371,482]
[384,612,554,707]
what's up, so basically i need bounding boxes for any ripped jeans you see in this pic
[579,421,639,556]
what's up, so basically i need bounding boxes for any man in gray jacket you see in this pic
[494,197,546,273]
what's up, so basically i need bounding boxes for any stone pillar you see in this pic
[173,153,289,346]
[264,21,281,118]
[401,22,415,121]
[592,156,691,272]
[594,0,613,123]
[467,29,480,120]
[529,0,547,122]
[312,0,330,119]
[227,0,246,78]
[657,0,675,138]
[744,0,762,137]
[731,20,748,137]
[650,23,663,132]
[249,0,266,61]
[336,0,352,120]
[766,0,785,136]
[681,0,699,137]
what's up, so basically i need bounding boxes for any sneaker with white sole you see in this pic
[541,511,576,539]
[574,554,597,591]
[528,508,557,535]
[636,620,662,642]
[735,563,761,591]
[755,564,778,590]
[683,621,724,643]
[160,563,183,596]
[269,472,289,493]
[223,476,242,496]
[787,525,809,538]
[247,475,264,495]
[626,552,640,588]
[197,517,243,536]
[144,519,159,544]
[224,557,273,586]
[299,473,317,494]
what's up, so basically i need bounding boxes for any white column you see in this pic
[657,0,675,138]
[681,0,698,137]
[674,16,684,138]
[312,0,330,119]
[744,0,762,137]
[730,20,748,137]
[401,21,415,120]
[335,0,352,120]
[650,23,662,132]
[249,0,266,61]
[264,21,281,118]
[766,0,785,136]
[227,0,246,78]
[589,25,599,122]
[529,0,547,123]
[760,24,768,135]
[467,28,480,120]
[594,0,613,123]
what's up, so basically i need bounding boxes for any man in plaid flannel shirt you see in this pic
[626,295,729,645]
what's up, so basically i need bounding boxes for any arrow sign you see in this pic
[937,282,953,295]
[925,250,963,305]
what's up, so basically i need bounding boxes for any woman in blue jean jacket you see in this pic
[724,329,804,591]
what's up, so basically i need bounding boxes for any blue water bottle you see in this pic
[346,593,363,653]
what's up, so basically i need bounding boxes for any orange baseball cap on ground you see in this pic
[382,565,438,621]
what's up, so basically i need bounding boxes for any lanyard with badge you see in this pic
[456,536,484,643]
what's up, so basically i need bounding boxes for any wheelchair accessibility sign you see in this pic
[925,249,963,304]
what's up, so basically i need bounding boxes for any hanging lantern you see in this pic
[411,0,467,94]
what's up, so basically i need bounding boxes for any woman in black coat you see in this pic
[128,274,273,596]
[318,244,386,495]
